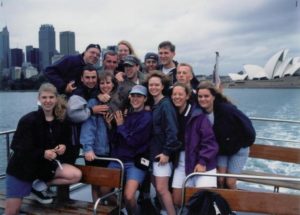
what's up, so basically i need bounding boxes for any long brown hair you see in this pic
[38,83,67,121]
[196,81,232,104]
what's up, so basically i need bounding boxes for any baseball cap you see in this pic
[144,52,158,62]
[124,55,140,66]
[129,85,147,97]
[85,44,101,52]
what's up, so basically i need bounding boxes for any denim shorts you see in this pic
[108,161,146,184]
[6,174,32,198]
[217,146,249,174]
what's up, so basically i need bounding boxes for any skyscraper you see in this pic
[39,24,56,71]
[0,26,10,70]
[29,48,40,71]
[25,45,33,62]
[10,48,23,67]
[60,31,76,55]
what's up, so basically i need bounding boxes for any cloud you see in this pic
[1,0,299,75]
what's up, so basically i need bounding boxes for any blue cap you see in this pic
[129,85,147,96]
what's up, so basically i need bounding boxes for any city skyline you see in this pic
[0,0,299,75]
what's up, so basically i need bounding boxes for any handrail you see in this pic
[180,172,300,215]
[249,117,300,124]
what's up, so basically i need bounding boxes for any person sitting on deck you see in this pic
[5,83,82,215]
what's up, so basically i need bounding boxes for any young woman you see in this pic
[171,83,218,207]
[5,83,82,215]
[145,71,181,215]
[105,85,152,215]
[197,81,256,189]
[80,71,120,202]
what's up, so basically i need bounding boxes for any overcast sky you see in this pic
[1,0,299,75]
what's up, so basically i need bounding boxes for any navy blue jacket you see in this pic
[212,102,256,155]
[150,97,181,160]
[44,54,86,94]
[6,109,71,182]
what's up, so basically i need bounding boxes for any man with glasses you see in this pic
[44,44,101,96]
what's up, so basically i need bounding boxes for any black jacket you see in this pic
[213,102,256,155]
[44,54,86,95]
[6,109,71,182]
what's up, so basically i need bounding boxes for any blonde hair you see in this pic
[38,83,67,121]
[117,40,137,57]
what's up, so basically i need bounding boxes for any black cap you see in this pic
[85,44,101,52]
[124,55,140,66]
[144,52,159,62]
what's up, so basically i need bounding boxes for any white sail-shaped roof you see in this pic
[244,64,267,79]
[228,73,247,81]
[264,49,288,79]
[282,62,300,77]
[273,57,293,78]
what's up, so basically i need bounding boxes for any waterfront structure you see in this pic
[60,31,76,55]
[229,49,300,81]
[39,24,56,71]
[28,48,40,71]
[10,48,23,67]
[0,26,10,70]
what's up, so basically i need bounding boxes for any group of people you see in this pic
[5,40,256,215]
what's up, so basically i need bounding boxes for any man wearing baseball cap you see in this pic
[44,44,101,95]
[144,52,159,73]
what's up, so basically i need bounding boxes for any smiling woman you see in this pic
[4,83,82,215]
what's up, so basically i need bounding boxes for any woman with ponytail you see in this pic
[5,83,81,215]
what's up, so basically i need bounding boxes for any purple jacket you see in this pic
[184,106,218,175]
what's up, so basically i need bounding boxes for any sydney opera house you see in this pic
[228,49,300,81]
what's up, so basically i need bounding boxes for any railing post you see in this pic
[6,133,10,162]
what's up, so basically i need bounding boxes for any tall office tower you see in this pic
[10,48,23,67]
[0,26,10,70]
[60,31,75,55]
[25,45,33,62]
[39,24,56,70]
[29,48,40,71]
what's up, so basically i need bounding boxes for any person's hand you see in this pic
[92,104,109,115]
[114,110,124,126]
[97,93,111,103]
[194,164,206,172]
[65,81,76,94]
[54,144,66,155]
[155,153,169,166]
[104,112,114,129]
[115,72,125,82]
[44,149,57,161]
[85,151,96,161]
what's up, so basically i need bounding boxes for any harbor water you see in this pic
[0,89,300,193]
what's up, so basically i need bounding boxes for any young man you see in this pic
[176,63,199,90]
[100,50,118,73]
[44,44,101,95]
[158,41,178,84]
[144,52,159,73]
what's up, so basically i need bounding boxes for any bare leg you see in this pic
[172,188,182,208]
[155,176,176,215]
[48,164,81,185]
[124,179,140,215]
[226,177,237,189]
[5,198,22,215]
[217,167,227,188]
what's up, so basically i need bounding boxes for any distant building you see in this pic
[10,48,24,67]
[0,26,10,70]
[60,31,76,55]
[11,67,22,80]
[28,48,40,71]
[39,24,56,71]
[25,45,33,62]
[51,54,64,64]
[107,45,118,52]
[23,65,38,78]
